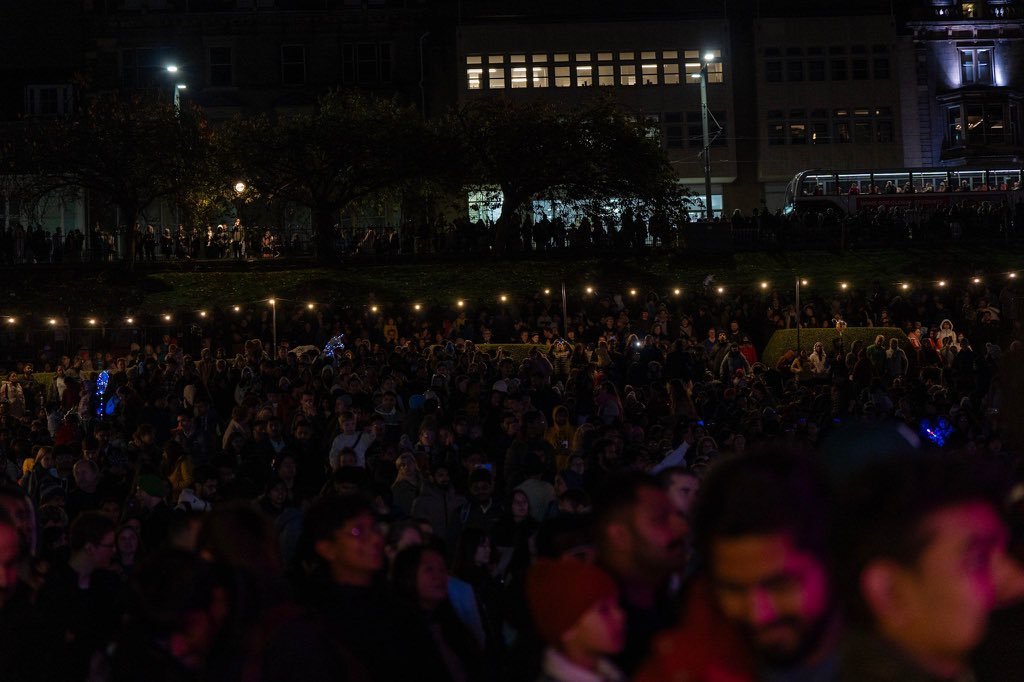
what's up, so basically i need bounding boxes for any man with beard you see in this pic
[638,453,839,682]
[593,471,689,676]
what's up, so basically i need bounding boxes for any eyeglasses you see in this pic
[343,523,381,540]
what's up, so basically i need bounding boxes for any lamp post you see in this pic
[269,298,277,356]
[693,52,716,221]
[166,65,186,112]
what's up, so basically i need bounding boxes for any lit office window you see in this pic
[619,64,637,86]
[488,55,505,89]
[597,52,613,61]
[598,64,615,86]
[554,66,571,87]
[663,62,680,84]
[511,66,528,88]
[576,65,593,86]
[466,55,482,90]
[641,62,659,85]
[684,50,700,83]
[531,54,549,87]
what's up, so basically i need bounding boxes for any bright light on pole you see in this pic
[166,65,179,73]
[234,181,246,194]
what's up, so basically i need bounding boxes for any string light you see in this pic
[760,282,768,290]
[6,317,15,324]
[499,294,508,303]
[800,279,809,286]
[307,303,315,310]
[163,314,172,322]
[938,280,947,288]
[199,311,207,318]
[972,278,981,284]
[413,303,422,311]
[48,318,57,326]
[629,288,637,296]
[268,298,276,305]
[1010,273,1018,279]
[585,286,594,295]
[126,317,134,324]
[840,282,848,290]
[716,286,725,294]
[456,300,465,308]
[901,283,910,291]
[88,318,97,326]
[673,288,681,296]
[370,305,379,313]
[233,305,241,312]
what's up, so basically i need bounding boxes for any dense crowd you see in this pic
[0,274,1023,682]
[4,193,1022,266]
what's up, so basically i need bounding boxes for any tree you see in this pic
[223,90,431,262]
[447,94,691,251]
[26,93,220,268]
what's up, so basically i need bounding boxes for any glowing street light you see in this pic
[233,306,241,312]
[760,281,769,290]
[972,277,981,284]
[88,318,97,326]
[585,286,594,295]
[673,288,682,296]
[629,288,637,297]
[126,317,134,324]
[543,288,551,295]
[499,294,508,303]
[199,311,207,318]
[801,279,809,286]
[938,280,947,288]
[234,181,247,194]
[166,65,179,73]
[48,318,57,326]
[370,305,379,313]
[716,286,724,294]
[414,303,422,311]
[306,303,315,310]
[901,283,910,291]
[163,314,172,322]
[456,300,465,308]
[6,317,15,324]
[840,282,848,290]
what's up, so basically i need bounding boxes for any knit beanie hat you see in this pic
[526,558,618,645]
[137,474,166,499]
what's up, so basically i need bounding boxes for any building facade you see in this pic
[901,0,1024,168]
[2,0,1022,226]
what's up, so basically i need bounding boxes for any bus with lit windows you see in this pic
[783,167,1022,215]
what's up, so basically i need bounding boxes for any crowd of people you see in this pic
[3,193,1022,265]
[0,271,1023,682]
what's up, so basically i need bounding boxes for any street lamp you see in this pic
[692,51,718,221]
[166,65,185,112]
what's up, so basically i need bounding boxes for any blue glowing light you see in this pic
[94,370,109,418]
[323,334,346,360]
[920,417,953,447]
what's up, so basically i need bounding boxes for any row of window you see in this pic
[465,50,724,90]
[946,102,1020,147]
[767,108,895,145]
[764,45,890,83]
[119,43,393,89]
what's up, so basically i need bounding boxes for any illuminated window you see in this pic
[641,51,656,60]
[531,65,549,87]
[684,50,701,83]
[641,62,658,85]
[598,64,615,86]
[663,62,680,85]
[488,56,505,89]
[554,66,571,87]
[511,66,528,88]
[532,54,548,63]
[466,55,482,90]
[575,52,591,62]
[947,105,964,146]
[554,53,569,63]
[576,64,593,87]
[597,52,613,61]
[853,109,872,141]
[510,54,525,63]
[619,52,635,60]
[619,64,636,86]
[960,48,993,85]
[663,50,678,60]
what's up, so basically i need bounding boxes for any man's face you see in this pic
[711,533,832,666]
[318,512,385,581]
[0,525,19,608]
[881,502,1006,666]
[199,479,218,501]
[626,487,688,575]
[666,473,700,518]
[470,480,493,504]
[434,468,451,489]
[91,531,117,571]
[566,596,626,656]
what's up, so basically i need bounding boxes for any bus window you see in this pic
[989,170,1020,191]
[837,172,871,194]
[874,172,909,194]
[913,171,948,193]
[952,170,985,191]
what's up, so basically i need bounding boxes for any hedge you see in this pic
[762,327,910,368]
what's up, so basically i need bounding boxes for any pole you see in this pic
[271,300,277,358]
[795,277,801,353]
[561,282,568,339]
[173,87,180,113]
[700,62,713,222]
